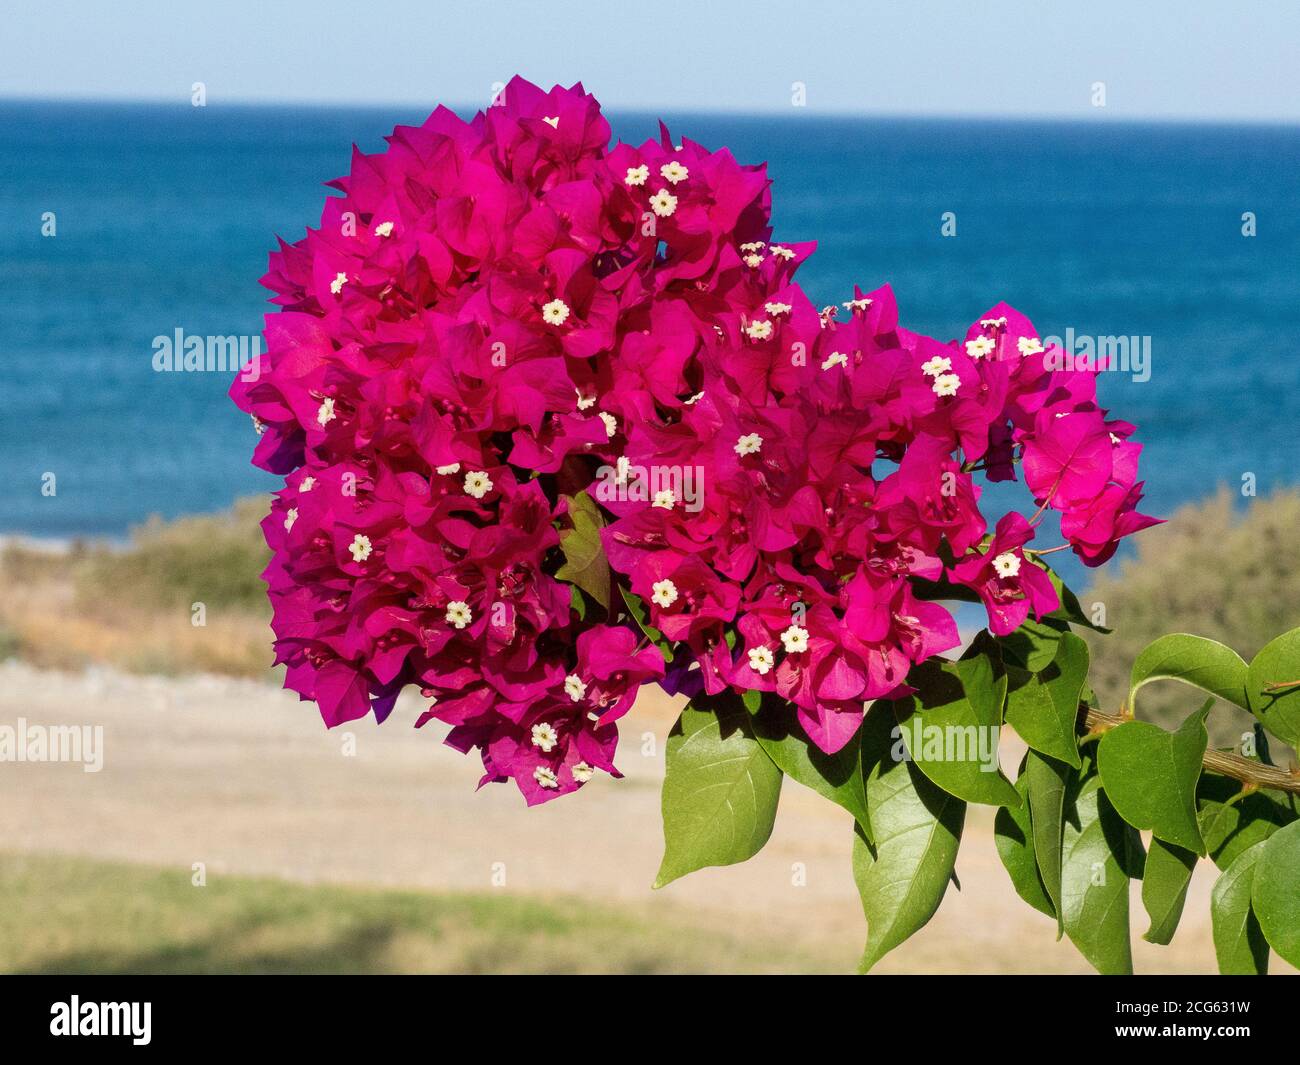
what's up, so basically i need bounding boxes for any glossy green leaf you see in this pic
[892,653,1019,808]
[753,697,869,832]
[1141,838,1197,945]
[1026,749,1069,935]
[1251,819,1300,967]
[556,491,611,610]
[999,618,1067,674]
[654,695,782,888]
[1060,774,1136,975]
[1128,633,1249,713]
[854,705,965,972]
[1098,705,1210,854]
[619,586,672,663]
[1040,564,1111,633]
[1004,632,1087,769]
[1198,774,1297,870]
[1211,841,1270,975]
[1246,627,1300,747]
[994,761,1055,919]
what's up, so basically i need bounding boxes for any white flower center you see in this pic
[747,646,775,675]
[651,579,679,608]
[348,534,372,563]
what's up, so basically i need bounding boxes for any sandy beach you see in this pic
[0,658,1280,974]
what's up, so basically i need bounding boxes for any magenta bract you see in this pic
[231,77,1158,803]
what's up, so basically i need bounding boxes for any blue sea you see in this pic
[3,101,1299,589]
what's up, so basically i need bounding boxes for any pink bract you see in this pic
[231,77,1158,804]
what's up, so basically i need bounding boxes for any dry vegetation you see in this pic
[1082,487,1300,749]
[0,498,273,678]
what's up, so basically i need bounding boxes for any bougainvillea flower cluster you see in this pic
[231,77,1158,803]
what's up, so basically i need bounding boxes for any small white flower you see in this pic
[373,221,394,238]
[660,160,689,184]
[435,463,461,476]
[743,253,763,269]
[993,552,1022,579]
[652,489,676,510]
[542,115,559,128]
[821,351,848,371]
[980,316,1008,330]
[739,241,766,253]
[445,601,473,629]
[463,471,493,499]
[572,761,595,783]
[921,355,952,377]
[534,766,559,789]
[299,476,315,493]
[764,301,792,316]
[747,646,775,675]
[684,391,705,405]
[330,272,348,295]
[625,164,650,186]
[284,508,298,532]
[745,320,773,341]
[1109,432,1123,445]
[734,432,763,456]
[649,188,678,217]
[576,389,597,410]
[542,298,570,326]
[780,625,810,654]
[769,245,795,261]
[531,722,559,752]
[564,674,588,702]
[251,415,267,436]
[932,373,961,397]
[599,411,618,439]
[965,336,997,359]
[651,579,679,608]
[615,455,631,484]
[1018,336,1044,356]
[316,397,336,426]
[843,297,873,312]
[349,534,373,563]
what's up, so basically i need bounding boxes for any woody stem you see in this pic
[1078,705,1300,795]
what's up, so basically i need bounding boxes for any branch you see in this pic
[1078,706,1300,796]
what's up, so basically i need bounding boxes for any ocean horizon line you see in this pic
[3,93,1300,132]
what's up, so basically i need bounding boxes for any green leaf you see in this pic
[1060,774,1136,974]
[619,586,673,663]
[556,491,611,610]
[853,705,965,972]
[1211,841,1270,975]
[999,618,1067,673]
[1004,632,1087,769]
[568,583,587,620]
[1246,628,1300,747]
[654,694,783,889]
[752,696,869,832]
[1040,563,1111,633]
[892,651,1020,808]
[1128,633,1249,713]
[1251,819,1300,967]
[1097,705,1210,854]
[994,760,1056,919]
[1141,838,1197,945]
[1198,774,1296,870]
[1026,750,1070,935]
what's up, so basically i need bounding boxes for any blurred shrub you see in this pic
[75,497,270,611]
[1084,487,1300,747]
[1,498,272,678]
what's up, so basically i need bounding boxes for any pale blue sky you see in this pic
[4,0,1299,121]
